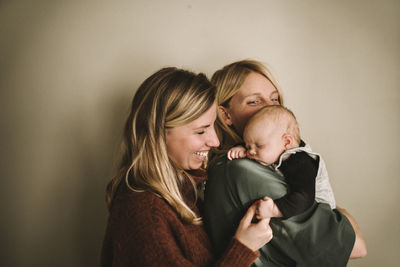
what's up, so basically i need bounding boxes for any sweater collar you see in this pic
[186,168,207,184]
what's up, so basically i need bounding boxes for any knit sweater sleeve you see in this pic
[216,238,260,267]
[108,192,258,267]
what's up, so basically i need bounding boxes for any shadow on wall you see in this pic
[70,86,133,266]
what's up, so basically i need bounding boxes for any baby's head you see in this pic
[243,105,300,166]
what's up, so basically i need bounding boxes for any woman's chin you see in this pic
[189,160,204,170]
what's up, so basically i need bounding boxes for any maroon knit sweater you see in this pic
[101,169,259,267]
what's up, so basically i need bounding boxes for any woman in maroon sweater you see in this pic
[101,67,273,266]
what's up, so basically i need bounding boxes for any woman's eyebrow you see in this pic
[193,124,211,129]
[270,91,279,96]
[242,93,262,98]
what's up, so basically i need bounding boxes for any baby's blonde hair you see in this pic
[246,105,301,145]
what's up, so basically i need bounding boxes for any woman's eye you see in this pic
[247,99,259,105]
[197,130,205,135]
[271,98,279,102]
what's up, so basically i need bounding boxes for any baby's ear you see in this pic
[218,105,233,126]
[282,134,296,150]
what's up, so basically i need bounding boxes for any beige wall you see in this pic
[1,0,399,266]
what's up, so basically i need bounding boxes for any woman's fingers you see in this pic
[257,218,273,242]
[256,217,271,229]
[239,204,257,228]
[254,217,273,243]
[235,205,273,251]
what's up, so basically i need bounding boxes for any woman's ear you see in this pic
[218,105,233,126]
[283,134,296,150]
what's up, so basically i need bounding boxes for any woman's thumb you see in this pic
[240,205,256,227]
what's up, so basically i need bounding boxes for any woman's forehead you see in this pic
[236,89,278,100]
[236,73,277,96]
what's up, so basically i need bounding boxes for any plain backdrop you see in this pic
[1,0,399,266]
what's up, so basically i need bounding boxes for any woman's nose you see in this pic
[265,100,280,106]
[207,129,220,147]
[263,101,275,106]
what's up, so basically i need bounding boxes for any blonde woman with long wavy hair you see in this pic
[101,67,273,267]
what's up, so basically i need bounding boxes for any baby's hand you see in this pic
[227,145,247,160]
[256,197,283,219]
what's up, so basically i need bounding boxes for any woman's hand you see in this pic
[336,206,367,259]
[234,204,273,251]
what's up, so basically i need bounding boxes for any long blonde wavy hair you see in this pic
[209,59,284,163]
[106,67,215,225]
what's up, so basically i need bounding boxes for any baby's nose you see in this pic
[248,149,256,156]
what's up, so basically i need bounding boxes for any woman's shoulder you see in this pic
[209,156,278,179]
[207,157,287,198]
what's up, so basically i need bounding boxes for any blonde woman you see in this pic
[204,60,367,266]
[101,67,273,267]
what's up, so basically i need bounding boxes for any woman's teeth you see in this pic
[194,151,208,157]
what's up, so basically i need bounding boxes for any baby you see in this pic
[228,105,336,219]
